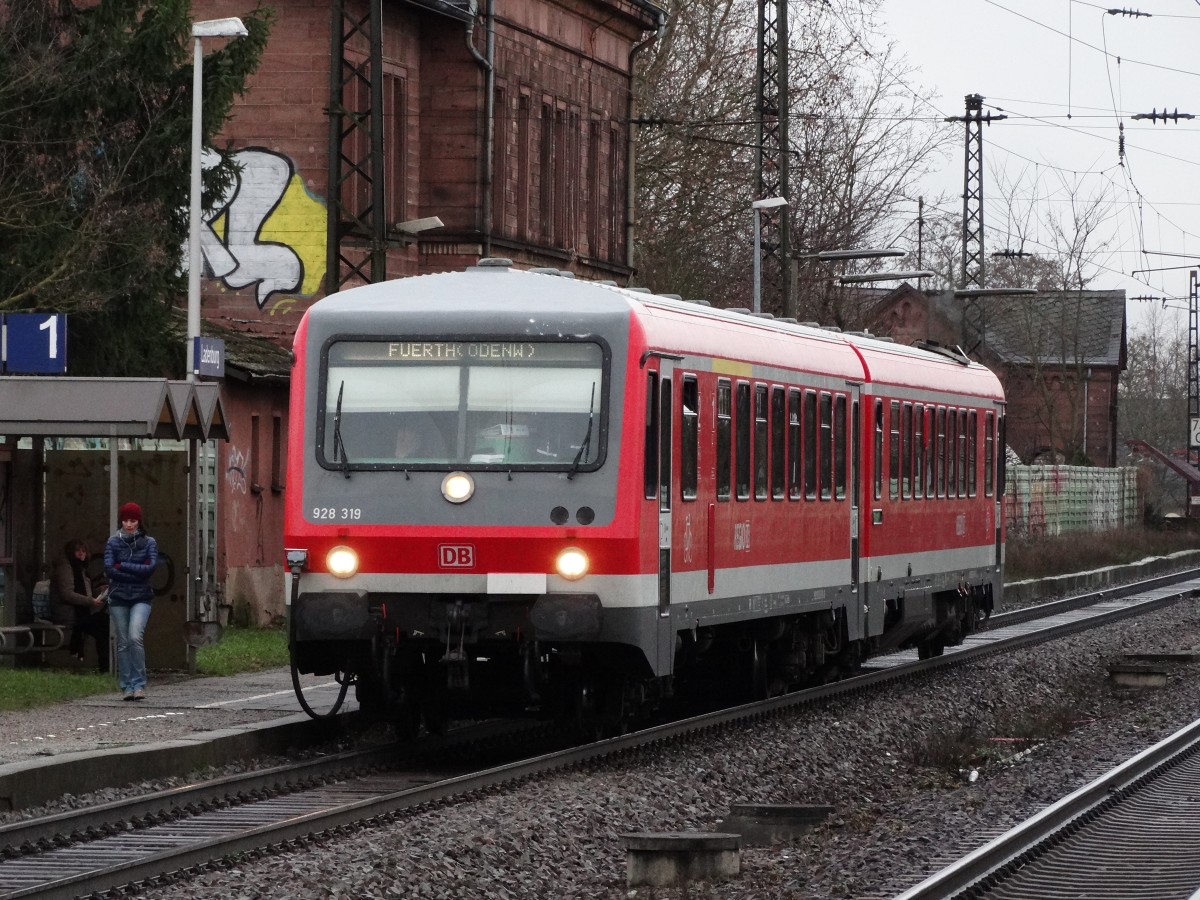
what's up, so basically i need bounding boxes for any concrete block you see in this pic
[622,832,741,887]
[717,803,834,846]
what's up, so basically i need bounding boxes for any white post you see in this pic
[187,34,203,384]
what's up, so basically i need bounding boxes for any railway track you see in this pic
[1,569,1196,899]
[895,715,1200,899]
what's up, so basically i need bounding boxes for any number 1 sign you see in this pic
[3,313,68,374]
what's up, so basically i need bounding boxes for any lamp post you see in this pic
[187,17,248,382]
[752,196,788,313]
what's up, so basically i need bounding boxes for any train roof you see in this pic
[304,261,1004,402]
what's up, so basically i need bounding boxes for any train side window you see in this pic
[984,410,995,496]
[901,402,913,499]
[936,406,946,498]
[644,371,659,500]
[834,394,847,500]
[787,389,801,499]
[771,387,786,500]
[736,381,751,500]
[754,384,768,500]
[946,407,957,497]
[804,390,817,500]
[716,379,731,501]
[819,392,833,500]
[967,409,978,497]
[873,399,883,501]
[958,409,968,497]
[913,404,924,499]
[681,376,699,501]
[888,400,900,500]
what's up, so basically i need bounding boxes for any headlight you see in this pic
[555,547,589,581]
[326,545,359,578]
[441,471,475,503]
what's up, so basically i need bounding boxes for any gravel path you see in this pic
[122,597,1200,900]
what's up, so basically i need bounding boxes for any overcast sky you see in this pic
[875,0,1200,332]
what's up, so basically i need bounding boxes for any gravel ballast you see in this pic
[113,598,1200,900]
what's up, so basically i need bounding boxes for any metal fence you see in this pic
[1004,465,1140,537]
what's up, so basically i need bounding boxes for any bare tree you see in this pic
[631,0,951,318]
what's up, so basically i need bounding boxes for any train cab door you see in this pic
[645,358,678,677]
[849,385,862,594]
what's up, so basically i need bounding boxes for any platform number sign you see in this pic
[1191,417,1200,449]
[2,313,68,374]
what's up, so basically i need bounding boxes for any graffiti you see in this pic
[226,446,249,495]
[183,147,327,307]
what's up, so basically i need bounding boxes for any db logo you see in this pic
[438,544,475,568]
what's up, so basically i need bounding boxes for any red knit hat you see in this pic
[118,502,142,524]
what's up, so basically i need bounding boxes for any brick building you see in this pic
[873,285,1127,467]
[193,0,664,623]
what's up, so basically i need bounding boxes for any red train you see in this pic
[284,260,1005,732]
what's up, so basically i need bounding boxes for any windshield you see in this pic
[319,339,606,470]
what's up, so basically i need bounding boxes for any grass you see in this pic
[195,626,289,676]
[0,668,114,711]
[1005,525,1200,582]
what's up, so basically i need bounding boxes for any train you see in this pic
[284,259,1006,733]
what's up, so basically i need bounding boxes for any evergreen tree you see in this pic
[0,0,272,376]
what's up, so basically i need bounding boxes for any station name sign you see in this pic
[192,336,225,378]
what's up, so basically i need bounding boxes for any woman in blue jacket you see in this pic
[104,502,159,700]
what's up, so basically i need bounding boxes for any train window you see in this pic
[771,387,786,500]
[901,402,913,499]
[936,407,946,497]
[914,404,925,499]
[736,382,751,500]
[924,406,934,499]
[834,394,847,500]
[873,400,883,501]
[888,400,900,500]
[946,408,957,497]
[787,389,801,500]
[681,377,699,501]
[320,339,606,472]
[644,371,659,500]
[716,379,731,501]
[660,377,673,512]
[754,385,768,500]
[819,392,833,500]
[804,390,817,500]
[967,409,978,497]
[957,409,968,497]
[997,414,1008,496]
[985,410,995,496]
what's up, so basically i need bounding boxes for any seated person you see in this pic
[50,539,110,672]
[392,416,449,461]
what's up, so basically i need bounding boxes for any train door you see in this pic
[644,358,678,677]
[849,386,861,592]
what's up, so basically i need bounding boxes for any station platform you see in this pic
[0,669,360,813]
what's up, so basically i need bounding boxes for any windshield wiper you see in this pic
[332,380,351,479]
[567,382,596,480]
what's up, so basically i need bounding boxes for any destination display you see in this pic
[328,340,600,366]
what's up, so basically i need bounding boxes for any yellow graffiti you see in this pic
[258,176,327,296]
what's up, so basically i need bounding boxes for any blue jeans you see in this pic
[109,602,151,693]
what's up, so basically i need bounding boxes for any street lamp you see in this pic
[187,17,248,382]
[752,196,789,313]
